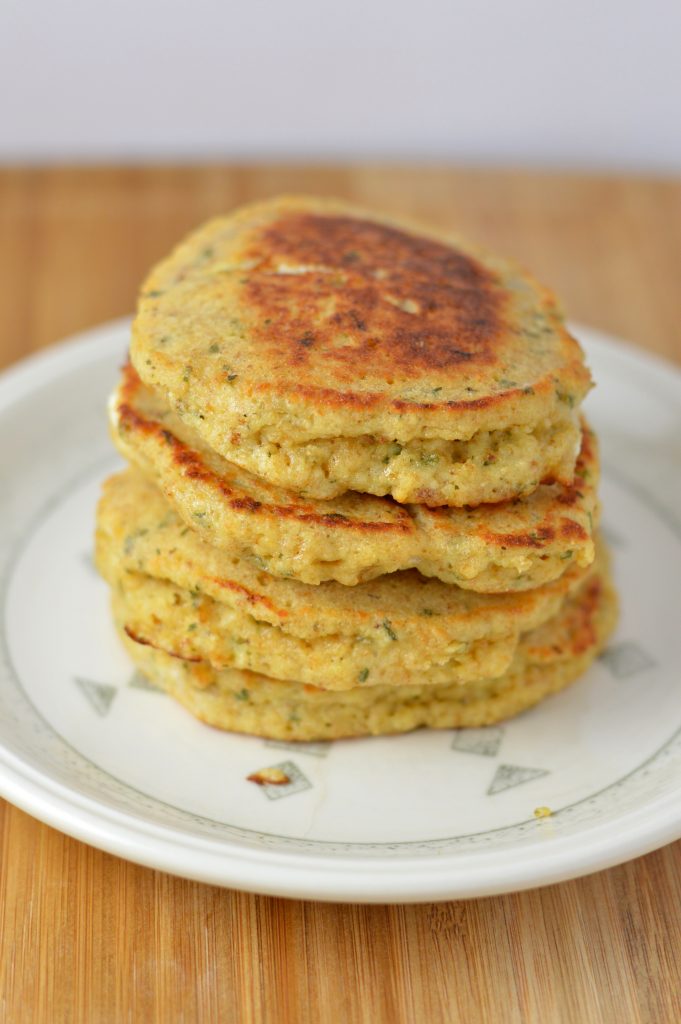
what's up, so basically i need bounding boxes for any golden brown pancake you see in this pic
[130,196,590,505]
[117,557,617,740]
[95,469,594,691]
[111,362,598,590]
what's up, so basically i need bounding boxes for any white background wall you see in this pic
[2,0,680,170]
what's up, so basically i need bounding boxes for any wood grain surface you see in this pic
[0,166,679,1024]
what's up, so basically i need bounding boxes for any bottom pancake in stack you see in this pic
[95,470,617,741]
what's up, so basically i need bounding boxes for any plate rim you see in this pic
[2,741,681,902]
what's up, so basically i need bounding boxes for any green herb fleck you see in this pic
[208,342,221,354]
[182,365,192,382]
[235,689,250,702]
[560,551,573,560]
[123,528,148,556]
[358,668,370,683]
[421,608,435,617]
[187,622,198,632]
[382,619,398,641]
[420,452,439,466]
[382,441,403,464]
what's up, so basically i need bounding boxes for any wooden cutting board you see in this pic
[0,165,679,1023]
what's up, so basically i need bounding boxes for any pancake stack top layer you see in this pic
[131,195,592,506]
[96,195,616,741]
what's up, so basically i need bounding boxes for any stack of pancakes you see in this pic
[95,197,617,740]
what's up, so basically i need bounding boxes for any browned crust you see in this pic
[117,361,416,535]
[526,575,603,660]
[242,212,505,381]
[247,769,291,786]
[205,575,289,618]
[123,624,203,663]
[474,426,594,549]
[232,211,582,412]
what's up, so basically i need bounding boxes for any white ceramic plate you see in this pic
[1,319,680,902]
